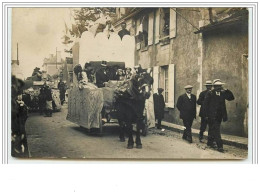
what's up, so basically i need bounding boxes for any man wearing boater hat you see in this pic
[176,85,197,143]
[197,80,212,142]
[203,79,234,152]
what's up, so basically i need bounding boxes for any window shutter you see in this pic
[169,8,177,38]
[135,19,141,50]
[153,66,159,93]
[168,64,175,108]
[148,12,154,46]
[155,9,160,44]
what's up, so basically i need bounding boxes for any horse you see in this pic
[115,72,153,149]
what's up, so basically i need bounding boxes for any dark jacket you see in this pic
[176,93,196,120]
[153,93,165,119]
[12,100,28,135]
[118,29,130,40]
[203,89,234,122]
[96,69,109,88]
[58,81,66,92]
[45,87,53,101]
[197,89,210,117]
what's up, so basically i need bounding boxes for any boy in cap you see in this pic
[203,79,234,152]
[197,80,212,142]
[176,85,197,143]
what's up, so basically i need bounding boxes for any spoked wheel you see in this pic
[98,113,103,136]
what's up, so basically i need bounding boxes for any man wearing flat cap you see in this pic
[197,80,212,142]
[153,88,165,129]
[176,85,197,143]
[203,79,234,152]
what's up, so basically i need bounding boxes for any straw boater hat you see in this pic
[213,79,225,86]
[184,85,193,89]
[204,80,212,85]
[101,60,107,67]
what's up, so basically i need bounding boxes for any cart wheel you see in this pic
[98,114,103,136]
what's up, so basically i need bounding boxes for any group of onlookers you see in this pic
[153,79,234,153]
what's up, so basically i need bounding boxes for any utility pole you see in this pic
[17,43,19,65]
[56,47,57,69]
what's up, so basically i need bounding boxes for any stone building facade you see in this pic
[113,8,248,137]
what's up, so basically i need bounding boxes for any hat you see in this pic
[213,79,221,84]
[213,80,225,86]
[27,88,34,92]
[126,67,132,71]
[204,80,212,86]
[134,64,141,69]
[184,85,193,89]
[101,61,107,67]
[158,88,164,92]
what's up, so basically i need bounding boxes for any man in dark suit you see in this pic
[118,22,130,40]
[96,61,109,88]
[203,79,234,152]
[176,85,197,143]
[58,78,66,105]
[153,88,165,129]
[197,80,212,142]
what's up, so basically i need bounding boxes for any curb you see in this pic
[161,121,248,150]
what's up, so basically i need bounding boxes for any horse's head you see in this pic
[137,72,154,99]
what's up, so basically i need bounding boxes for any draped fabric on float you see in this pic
[66,87,103,129]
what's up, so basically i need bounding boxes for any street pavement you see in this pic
[25,104,248,160]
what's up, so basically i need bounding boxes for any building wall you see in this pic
[132,8,248,137]
[202,25,248,136]
[45,64,63,76]
[135,8,202,129]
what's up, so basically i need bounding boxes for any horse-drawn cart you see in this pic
[66,61,125,134]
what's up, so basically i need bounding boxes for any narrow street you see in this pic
[25,104,247,160]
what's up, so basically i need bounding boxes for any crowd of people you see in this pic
[12,58,234,156]
[11,75,68,156]
[175,79,235,153]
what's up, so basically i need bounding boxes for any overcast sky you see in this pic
[11,8,72,79]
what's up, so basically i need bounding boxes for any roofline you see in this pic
[112,8,145,27]
[194,9,248,34]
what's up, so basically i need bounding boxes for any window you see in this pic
[153,64,175,108]
[160,66,169,103]
[155,8,177,44]
[135,14,149,50]
[160,8,170,38]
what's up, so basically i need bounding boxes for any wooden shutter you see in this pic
[153,66,159,93]
[169,8,177,38]
[135,19,141,50]
[168,64,175,108]
[155,9,160,44]
[148,12,154,45]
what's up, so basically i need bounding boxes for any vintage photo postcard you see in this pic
[11,7,249,160]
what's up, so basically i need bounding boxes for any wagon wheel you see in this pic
[98,113,103,136]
